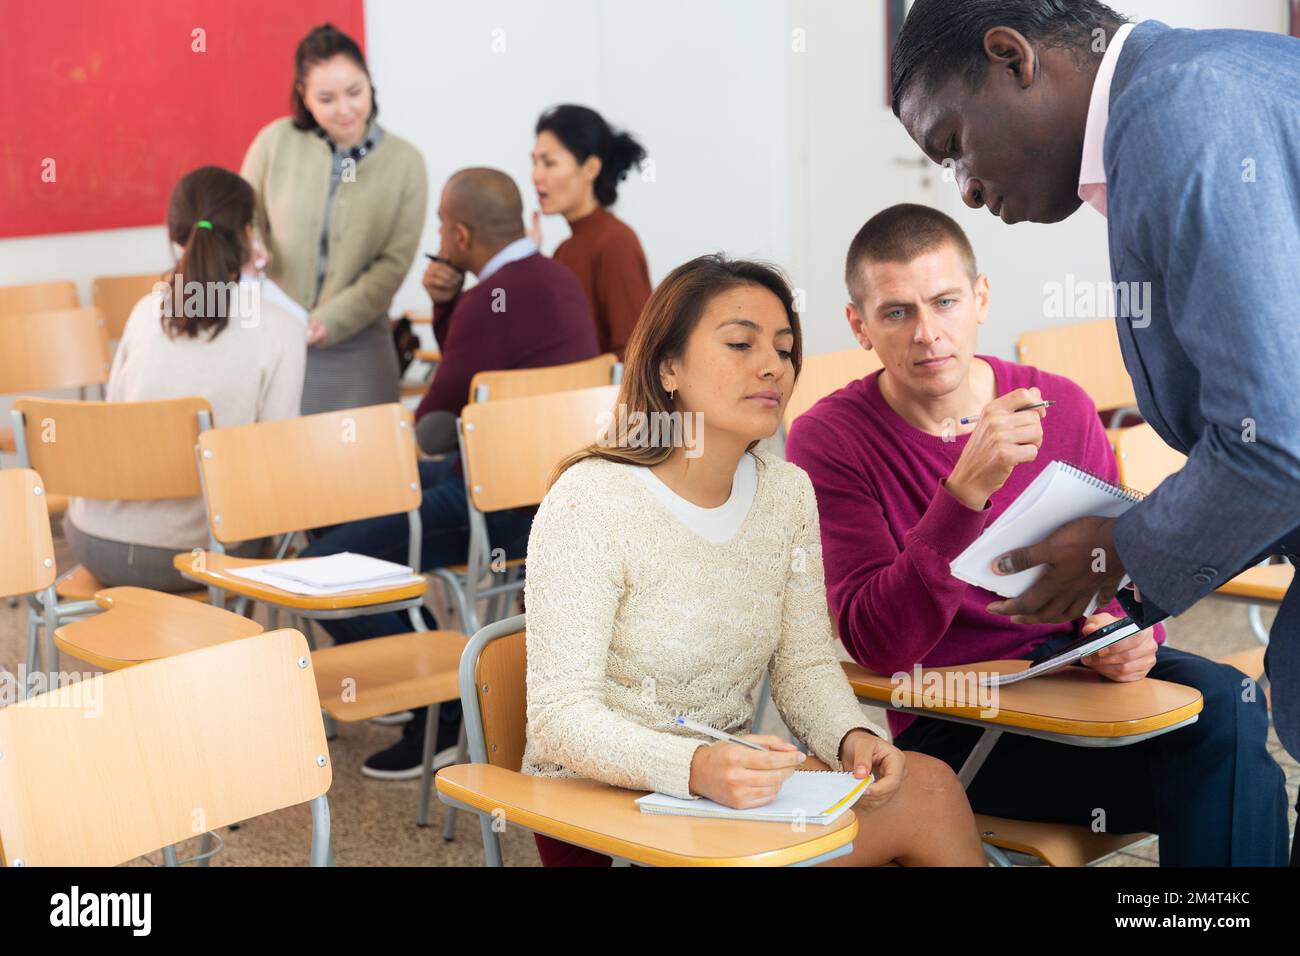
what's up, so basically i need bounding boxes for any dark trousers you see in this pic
[894,643,1290,866]
[302,456,535,733]
[302,456,534,642]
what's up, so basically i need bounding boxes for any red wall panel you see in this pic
[0,0,365,238]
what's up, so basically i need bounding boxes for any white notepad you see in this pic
[229,553,422,596]
[950,460,1144,617]
[636,771,872,826]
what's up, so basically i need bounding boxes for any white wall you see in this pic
[0,0,792,315]
[1,0,1288,356]
[787,0,1289,360]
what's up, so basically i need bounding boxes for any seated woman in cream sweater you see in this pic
[522,254,986,866]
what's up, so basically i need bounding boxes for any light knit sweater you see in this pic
[522,449,885,800]
[67,285,305,549]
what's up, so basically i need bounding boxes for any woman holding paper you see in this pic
[521,255,987,866]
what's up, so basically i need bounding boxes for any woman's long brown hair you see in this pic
[552,253,803,485]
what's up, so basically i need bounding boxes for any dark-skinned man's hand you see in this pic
[985,515,1126,624]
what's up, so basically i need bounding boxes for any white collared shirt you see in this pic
[478,236,538,282]
[1077,22,1138,218]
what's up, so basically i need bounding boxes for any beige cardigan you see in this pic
[240,117,427,346]
[521,450,885,800]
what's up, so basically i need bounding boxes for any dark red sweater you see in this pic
[415,253,599,420]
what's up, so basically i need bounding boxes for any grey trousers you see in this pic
[63,518,263,592]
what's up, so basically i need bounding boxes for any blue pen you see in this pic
[960,400,1055,426]
[675,715,770,751]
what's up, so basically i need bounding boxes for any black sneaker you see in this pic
[361,705,462,780]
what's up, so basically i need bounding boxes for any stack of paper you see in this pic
[636,771,872,825]
[229,553,423,596]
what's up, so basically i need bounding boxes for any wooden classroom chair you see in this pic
[0,307,111,467]
[442,384,620,637]
[91,271,164,341]
[1114,422,1292,667]
[53,586,263,671]
[782,347,883,434]
[468,353,622,403]
[173,402,471,832]
[437,614,859,866]
[10,397,214,666]
[0,468,58,698]
[1016,319,1137,424]
[843,659,1203,866]
[0,279,78,316]
[0,629,333,866]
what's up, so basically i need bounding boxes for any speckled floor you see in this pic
[2,519,1295,867]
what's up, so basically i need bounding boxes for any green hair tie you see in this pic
[195,220,213,231]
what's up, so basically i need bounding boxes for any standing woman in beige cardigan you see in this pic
[241,23,427,414]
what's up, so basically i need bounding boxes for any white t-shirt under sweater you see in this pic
[67,282,306,549]
[628,452,758,544]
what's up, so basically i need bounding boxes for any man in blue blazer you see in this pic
[892,0,1300,863]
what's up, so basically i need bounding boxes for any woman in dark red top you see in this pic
[530,104,652,360]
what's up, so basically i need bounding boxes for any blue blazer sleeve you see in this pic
[1106,64,1300,616]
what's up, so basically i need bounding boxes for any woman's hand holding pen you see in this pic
[839,730,904,811]
[688,734,805,809]
[945,387,1047,511]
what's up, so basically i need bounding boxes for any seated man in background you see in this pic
[413,166,598,454]
[785,203,1288,866]
[304,167,598,779]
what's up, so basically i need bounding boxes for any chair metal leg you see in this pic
[440,720,469,842]
[983,842,1015,867]
[417,705,439,828]
[479,813,504,866]
[42,586,59,686]
[294,615,317,650]
[22,609,39,701]
[162,845,179,867]
[957,728,1002,789]
[1248,604,1270,646]
[310,794,333,867]
[197,831,214,866]
[321,709,337,740]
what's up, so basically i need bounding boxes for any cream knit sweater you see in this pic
[522,449,885,800]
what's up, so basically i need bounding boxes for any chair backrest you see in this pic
[0,629,331,866]
[0,469,57,600]
[460,615,529,770]
[92,272,164,341]
[0,308,111,395]
[783,348,883,433]
[0,280,78,316]
[196,402,421,544]
[458,385,619,513]
[1113,422,1186,494]
[13,396,212,500]
[469,353,620,404]
[1016,319,1136,413]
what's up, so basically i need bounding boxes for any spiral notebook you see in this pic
[636,771,872,826]
[950,460,1145,617]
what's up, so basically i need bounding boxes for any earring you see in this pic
[666,386,676,402]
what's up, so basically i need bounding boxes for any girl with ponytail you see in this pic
[531,104,653,360]
[63,166,306,592]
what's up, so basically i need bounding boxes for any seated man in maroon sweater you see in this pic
[415,166,599,453]
[304,167,599,780]
[786,204,1287,866]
